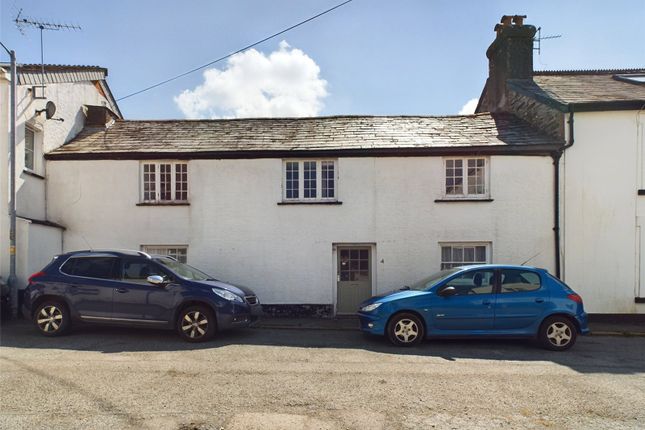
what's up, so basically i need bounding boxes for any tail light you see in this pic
[567,293,583,304]
[28,271,45,284]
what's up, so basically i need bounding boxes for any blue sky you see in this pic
[1,0,644,119]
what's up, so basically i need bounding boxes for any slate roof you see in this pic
[509,69,645,110]
[46,113,562,160]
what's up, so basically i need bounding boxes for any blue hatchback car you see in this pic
[358,265,589,350]
[22,250,262,342]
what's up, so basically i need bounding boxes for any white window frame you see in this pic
[439,242,491,269]
[282,159,338,202]
[24,124,43,174]
[140,161,188,203]
[442,157,490,199]
[141,245,188,263]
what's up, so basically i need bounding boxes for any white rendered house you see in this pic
[3,17,644,316]
[0,64,121,310]
[476,15,645,314]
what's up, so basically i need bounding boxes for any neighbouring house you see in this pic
[3,16,644,316]
[476,15,645,314]
[0,64,122,307]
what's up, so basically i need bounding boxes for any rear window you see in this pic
[60,257,118,279]
[500,269,541,293]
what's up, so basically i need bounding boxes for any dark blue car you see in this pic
[358,265,589,350]
[22,250,262,342]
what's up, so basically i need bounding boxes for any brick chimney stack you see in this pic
[485,15,536,112]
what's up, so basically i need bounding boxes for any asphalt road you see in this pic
[1,321,644,430]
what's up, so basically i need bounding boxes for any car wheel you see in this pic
[34,300,70,336]
[387,312,425,347]
[539,316,577,351]
[177,305,216,342]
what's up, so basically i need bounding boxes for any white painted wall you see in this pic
[47,156,555,306]
[0,72,111,290]
[562,110,644,313]
[15,219,62,287]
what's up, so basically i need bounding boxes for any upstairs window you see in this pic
[283,160,337,202]
[23,125,43,174]
[141,162,188,203]
[25,127,35,170]
[444,157,489,199]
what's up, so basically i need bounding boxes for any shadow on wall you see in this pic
[63,106,88,146]
[1,319,644,376]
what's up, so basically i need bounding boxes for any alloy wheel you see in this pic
[181,310,209,339]
[394,318,419,343]
[546,322,572,347]
[37,305,63,333]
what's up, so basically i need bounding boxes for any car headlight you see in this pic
[212,288,244,302]
[360,302,382,312]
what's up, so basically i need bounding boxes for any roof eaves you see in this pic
[97,80,123,119]
[570,100,645,112]
[45,144,562,161]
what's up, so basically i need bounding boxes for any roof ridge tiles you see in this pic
[534,68,645,75]
[113,112,500,123]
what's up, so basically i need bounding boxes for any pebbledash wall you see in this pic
[561,110,645,314]
[0,71,115,291]
[46,155,555,313]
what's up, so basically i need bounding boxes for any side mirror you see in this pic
[147,275,166,286]
[439,286,457,297]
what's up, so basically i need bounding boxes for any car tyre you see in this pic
[387,312,425,347]
[177,305,216,343]
[539,315,577,351]
[34,300,70,337]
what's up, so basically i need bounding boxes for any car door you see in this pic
[111,258,177,324]
[494,269,549,330]
[430,269,496,331]
[59,256,120,320]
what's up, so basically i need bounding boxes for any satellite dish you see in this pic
[44,101,56,119]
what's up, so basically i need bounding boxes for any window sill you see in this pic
[278,201,342,206]
[638,190,645,196]
[22,169,45,180]
[136,202,190,206]
[435,198,494,203]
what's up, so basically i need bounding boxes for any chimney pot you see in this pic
[512,15,527,26]
[484,15,536,112]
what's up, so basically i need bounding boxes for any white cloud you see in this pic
[458,98,479,115]
[174,40,328,119]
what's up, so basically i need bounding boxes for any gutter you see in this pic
[552,107,575,279]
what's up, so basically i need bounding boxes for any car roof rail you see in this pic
[72,249,152,258]
[150,254,177,261]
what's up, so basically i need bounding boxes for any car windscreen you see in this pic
[410,268,461,290]
[155,258,213,281]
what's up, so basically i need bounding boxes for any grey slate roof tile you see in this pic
[510,69,645,106]
[48,113,560,158]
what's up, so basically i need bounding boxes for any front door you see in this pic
[336,247,372,314]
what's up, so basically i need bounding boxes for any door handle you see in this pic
[116,288,128,294]
[482,300,491,306]
[535,298,545,303]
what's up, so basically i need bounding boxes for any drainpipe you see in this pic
[1,43,18,317]
[553,107,575,279]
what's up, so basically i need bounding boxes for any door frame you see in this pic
[332,243,377,316]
